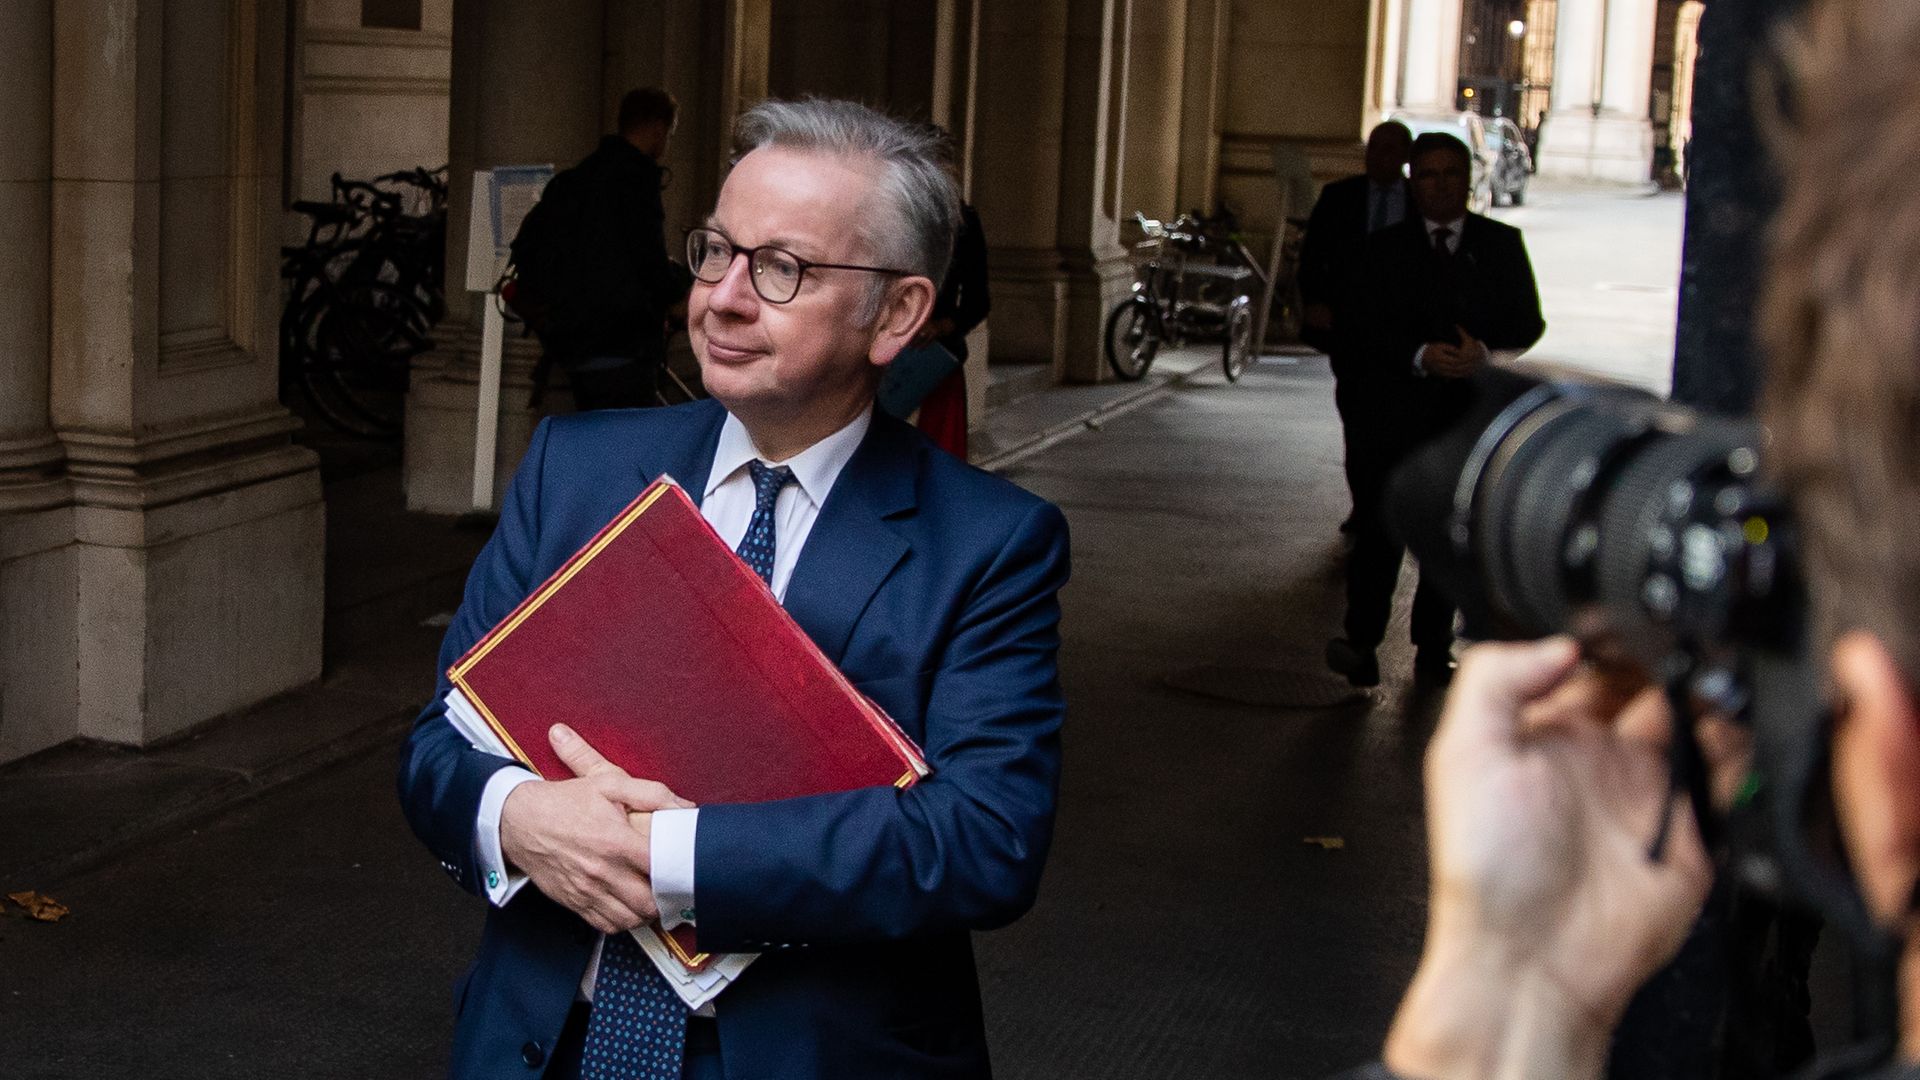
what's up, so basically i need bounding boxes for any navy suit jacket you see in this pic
[397,399,1070,1079]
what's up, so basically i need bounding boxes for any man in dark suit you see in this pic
[512,87,692,410]
[1298,121,1413,530]
[1325,131,1544,688]
[399,99,1069,1079]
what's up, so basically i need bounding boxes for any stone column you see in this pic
[1398,0,1464,115]
[604,0,725,241]
[1173,0,1227,214]
[974,0,1134,382]
[0,0,78,764]
[1368,0,1408,124]
[1119,0,1187,223]
[1536,0,1658,182]
[403,0,607,513]
[48,0,323,750]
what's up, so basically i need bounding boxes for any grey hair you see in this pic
[733,98,960,321]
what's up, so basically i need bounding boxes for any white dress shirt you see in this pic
[470,405,873,1003]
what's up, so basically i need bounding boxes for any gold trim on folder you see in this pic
[451,481,673,685]
[449,482,676,769]
[659,928,713,969]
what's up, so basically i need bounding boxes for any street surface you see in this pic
[1491,180,1687,394]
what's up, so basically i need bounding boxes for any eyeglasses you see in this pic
[685,227,909,305]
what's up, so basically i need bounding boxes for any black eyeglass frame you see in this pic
[684,226,913,305]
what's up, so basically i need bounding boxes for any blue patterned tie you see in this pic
[580,931,685,1080]
[735,461,794,584]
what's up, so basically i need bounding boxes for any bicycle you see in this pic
[1104,207,1265,383]
[280,167,449,438]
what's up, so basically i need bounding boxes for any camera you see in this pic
[1385,366,1801,670]
[1387,369,1912,1065]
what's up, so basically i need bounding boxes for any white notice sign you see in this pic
[463,164,555,293]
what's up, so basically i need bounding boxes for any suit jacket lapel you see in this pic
[782,411,919,664]
[642,398,729,508]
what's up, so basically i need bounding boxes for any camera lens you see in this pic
[1388,370,1789,655]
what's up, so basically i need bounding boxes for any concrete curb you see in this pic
[972,365,1203,474]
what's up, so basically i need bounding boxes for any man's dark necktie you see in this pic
[580,932,686,1080]
[1430,226,1465,340]
[735,460,795,584]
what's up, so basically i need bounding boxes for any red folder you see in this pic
[447,477,927,972]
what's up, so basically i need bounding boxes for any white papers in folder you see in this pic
[634,930,757,1009]
[440,688,759,1009]
[444,687,511,757]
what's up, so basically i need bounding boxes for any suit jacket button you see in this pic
[521,1041,545,1068]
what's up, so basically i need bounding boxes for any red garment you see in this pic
[915,368,968,459]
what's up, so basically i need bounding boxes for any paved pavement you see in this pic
[1489,180,1687,394]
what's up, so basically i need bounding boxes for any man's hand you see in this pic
[1420,342,1461,375]
[498,724,695,934]
[1423,327,1489,378]
[1383,639,1729,1080]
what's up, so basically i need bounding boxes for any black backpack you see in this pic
[502,176,579,336]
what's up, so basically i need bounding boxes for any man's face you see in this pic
[1365,127,1411,184]
[688,146,899,434]
[1410,148,1472,223]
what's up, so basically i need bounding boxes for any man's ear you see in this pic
[1830,631,1920,922]
[867,276,937,368]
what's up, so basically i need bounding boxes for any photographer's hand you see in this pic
[1383,638,1716,1080]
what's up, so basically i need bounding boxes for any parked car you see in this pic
[1484,116,1533,206]
[1393,111,1496,215]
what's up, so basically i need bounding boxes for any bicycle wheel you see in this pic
[1222,295,1254,382]
[1104,298,1159,381]
[294,280,424,438]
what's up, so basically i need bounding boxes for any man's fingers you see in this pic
[550,723,623,779]
[1612,687,1675,750]
[608,776,697,812]
[1437,637,1582,758]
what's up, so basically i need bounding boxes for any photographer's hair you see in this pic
[1409,131,1472,171]
[733,98,960,321]
[1761,0,1920,688]
[618,87,677,134]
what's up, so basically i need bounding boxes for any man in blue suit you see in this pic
[398,99,1070,1079]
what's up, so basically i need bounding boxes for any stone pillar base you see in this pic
[1536,110,1655,184]
[1,497,77,763]
[62,416,324,749]
[403,332,551,515]
[987,247,1135,383]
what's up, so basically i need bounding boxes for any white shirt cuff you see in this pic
[1412,344,1429,375]
[476,766,541,906]
[652,807,699,929]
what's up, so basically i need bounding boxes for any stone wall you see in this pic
[0,0,324,766]
[289,0,453,215]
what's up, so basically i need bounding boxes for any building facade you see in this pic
[0,0,1685,766]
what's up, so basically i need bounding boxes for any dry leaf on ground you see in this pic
[7,891,71,922]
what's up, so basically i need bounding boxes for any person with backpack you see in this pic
[510,87,692,410]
